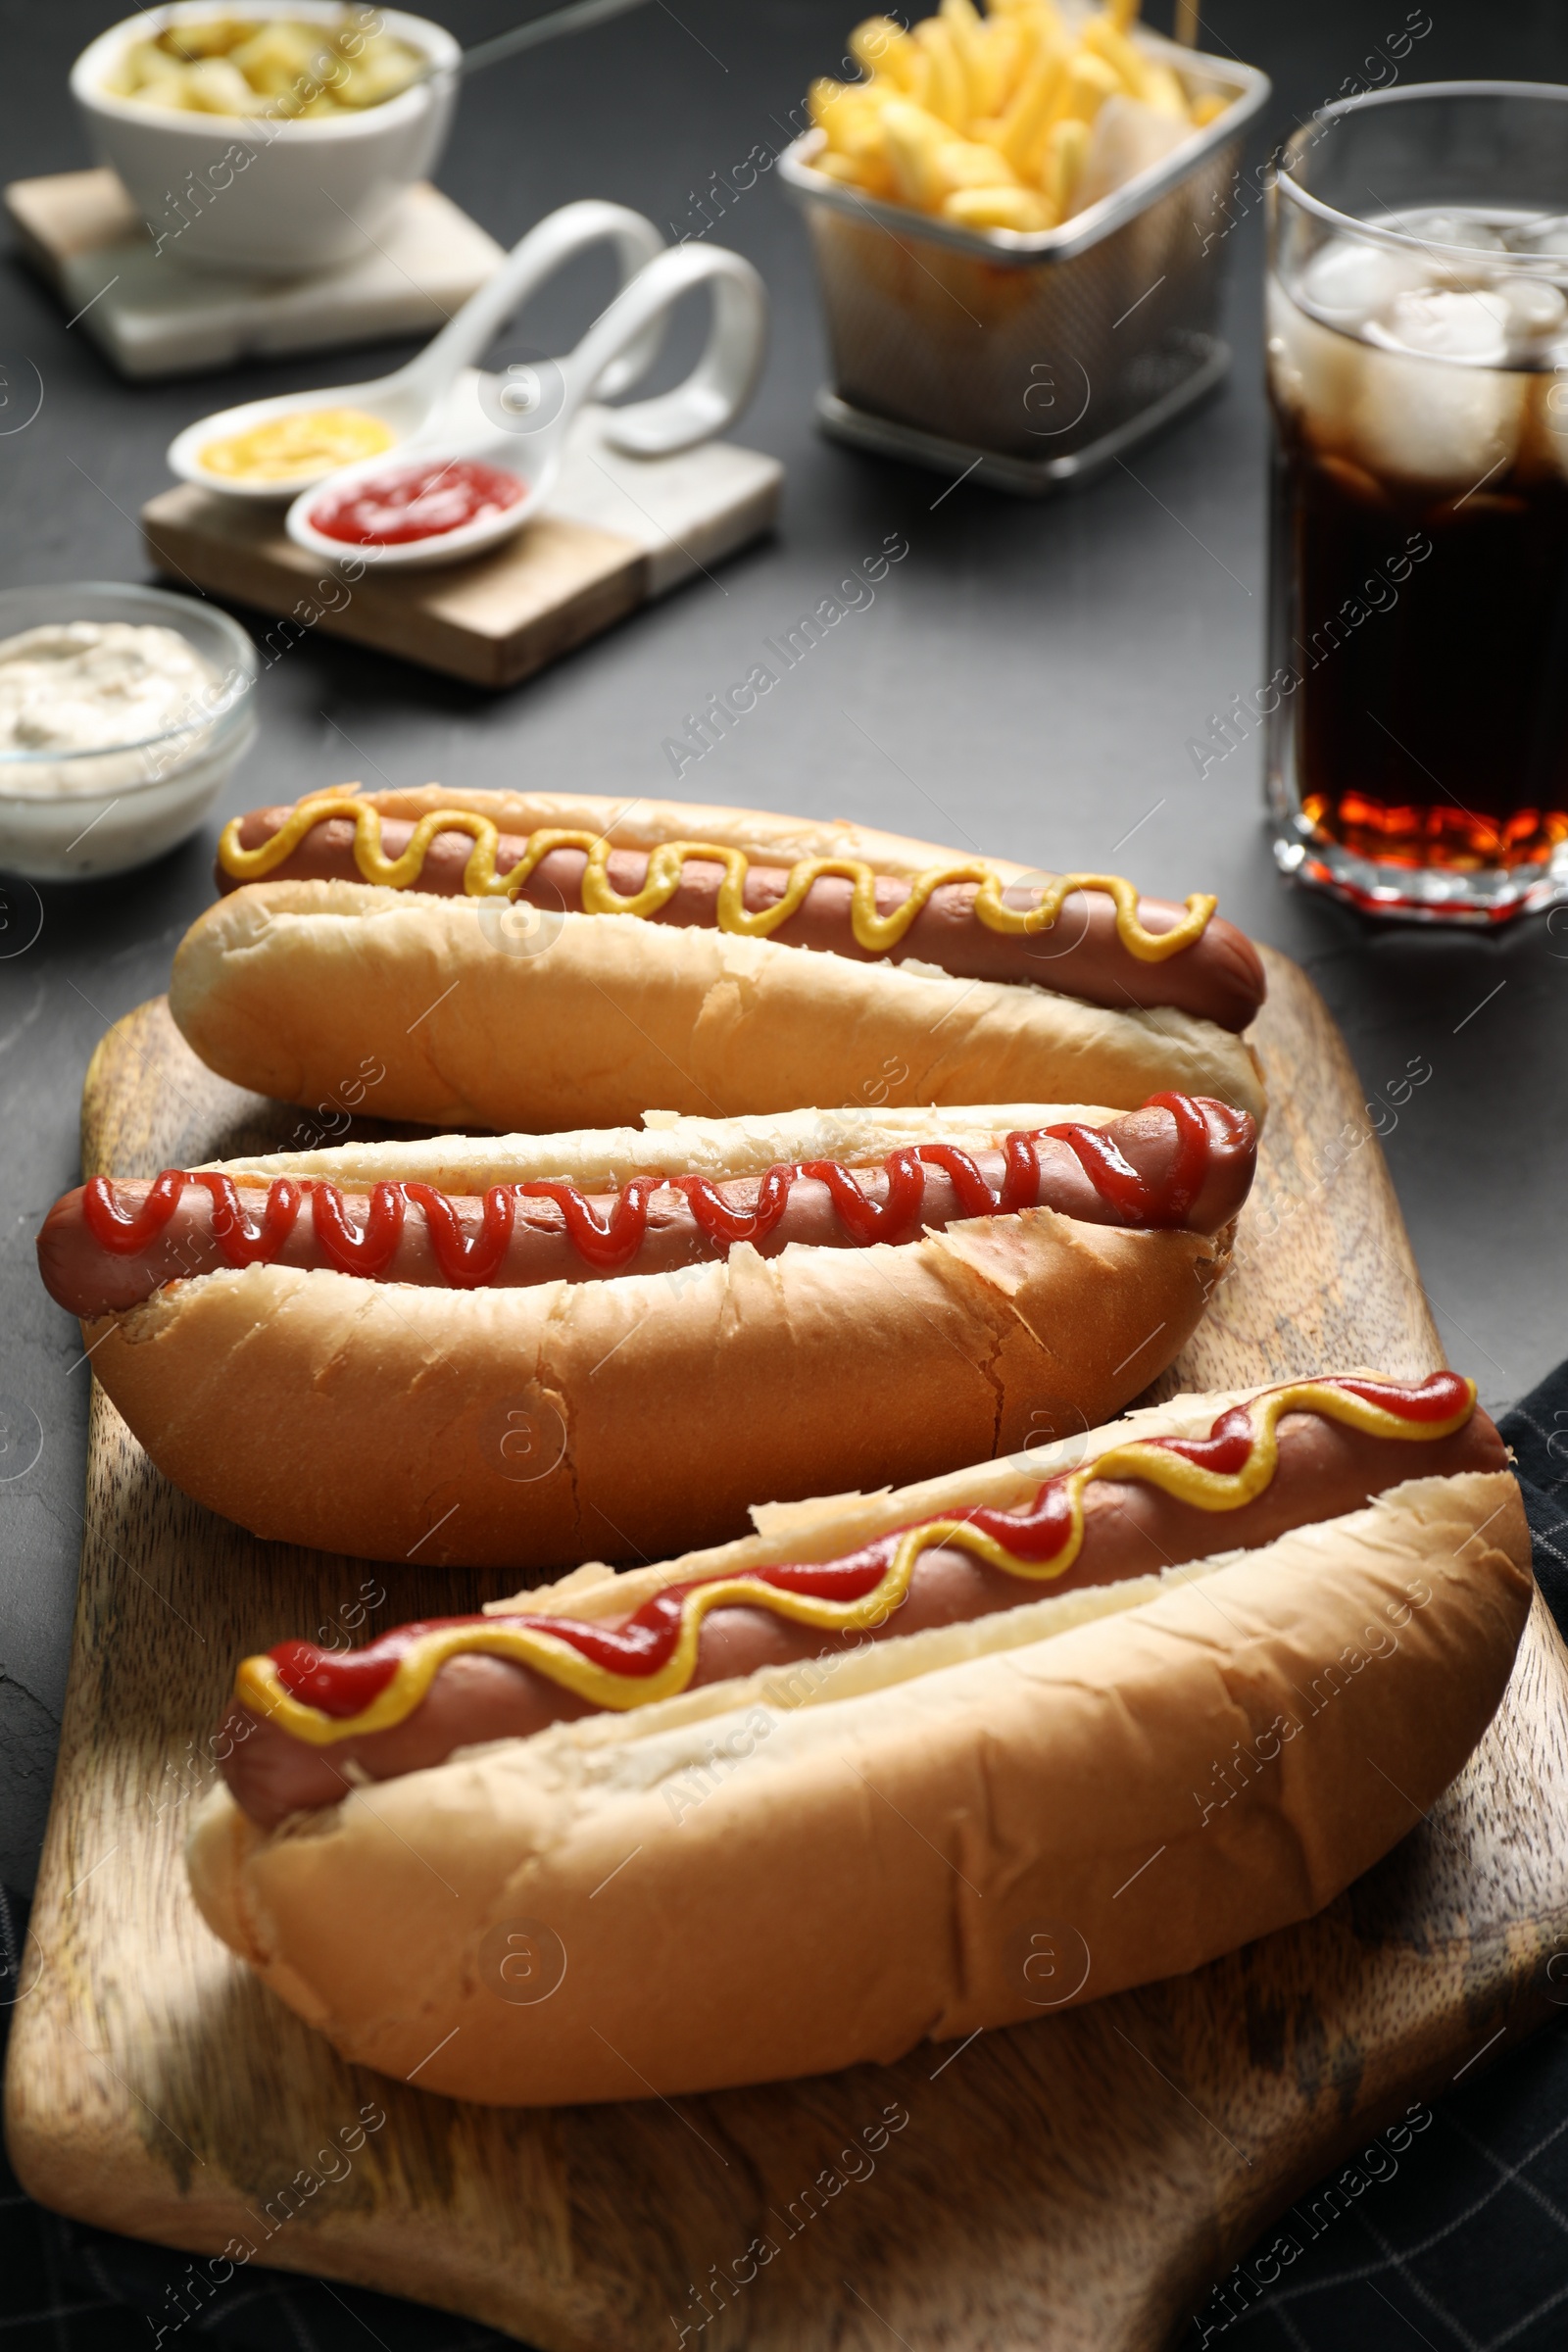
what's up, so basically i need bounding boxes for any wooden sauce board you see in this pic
[141,411,784,688]
[8,950,1568,2352]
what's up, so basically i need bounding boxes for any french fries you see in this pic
[808,0,1227,235]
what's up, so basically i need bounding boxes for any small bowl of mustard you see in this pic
[0,583,258,881]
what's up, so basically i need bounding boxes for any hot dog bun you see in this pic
[191,1100,1138,1189]
[77,1103,1237,1570]
[170,792,1267,1130]
[185,1384,1532,2107]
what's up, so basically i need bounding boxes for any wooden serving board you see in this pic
[5,170,506,379]
[10,950,1568,2352]
[140,407,783,688]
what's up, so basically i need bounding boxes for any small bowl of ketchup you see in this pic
[286,451,532,570]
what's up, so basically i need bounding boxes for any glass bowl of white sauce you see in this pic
[0,582,258,880]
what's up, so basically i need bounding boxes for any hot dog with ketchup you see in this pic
[38,1098,1253,1569]
[169,790,1268,1131]
[187,1371,1532,2106]
[40,1095,1253,1315]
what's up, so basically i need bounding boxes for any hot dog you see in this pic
[38,1096,1254,1318]
[220,1373,1507,1828]
[40,1100,1252,1569]
[220,800,1268,1031]
[186,1371,1532,2106]
[170,790,1269,1131]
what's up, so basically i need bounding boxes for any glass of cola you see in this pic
[1266,83,1568,921]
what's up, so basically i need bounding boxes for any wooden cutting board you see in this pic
[9,951,1568,2352]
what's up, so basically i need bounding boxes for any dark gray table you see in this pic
[3,4,1567,2345]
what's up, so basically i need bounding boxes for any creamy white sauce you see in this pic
[0,621,220,794]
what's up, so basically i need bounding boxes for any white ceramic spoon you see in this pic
[165,199,667,502]
[282,241,768,572]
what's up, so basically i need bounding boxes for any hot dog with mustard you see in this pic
[169,790,1268,1131]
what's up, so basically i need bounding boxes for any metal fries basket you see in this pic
[779,39,1269,494]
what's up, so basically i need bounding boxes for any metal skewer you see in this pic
[457,0,654,77]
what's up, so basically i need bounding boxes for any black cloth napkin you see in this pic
[6,1366,1568,2351]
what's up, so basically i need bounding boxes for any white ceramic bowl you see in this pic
[71,3,460,276]
[0,584,259,882]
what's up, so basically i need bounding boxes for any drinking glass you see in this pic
[1266,82,1568,920]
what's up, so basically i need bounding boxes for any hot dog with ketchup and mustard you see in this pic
[187,1370,1530,2105]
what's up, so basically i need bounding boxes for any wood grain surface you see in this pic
[4,166,144,267]
[9,948,1568,2352]
[142,486,648,690]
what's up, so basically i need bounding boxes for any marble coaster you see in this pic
[5,168,505,378]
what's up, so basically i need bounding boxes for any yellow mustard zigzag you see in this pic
[235,1378,1475,1742]
[219,794,1216,963]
